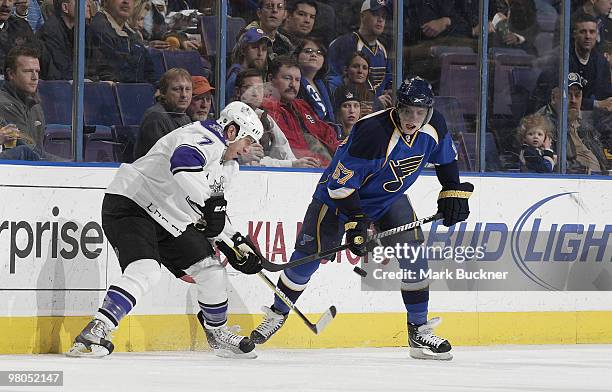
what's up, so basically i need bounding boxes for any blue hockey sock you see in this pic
[401,290,429,326]
[96,285,136,327]
[272,251,320,314]
[198,299,228,327]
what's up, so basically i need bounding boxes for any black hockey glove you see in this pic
[216,233,263,275]
[437,182,474,227]
[344,214,369,256]
[194,195,227,237]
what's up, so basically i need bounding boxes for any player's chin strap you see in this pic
[215,232,337,335]
[260,212,443,273]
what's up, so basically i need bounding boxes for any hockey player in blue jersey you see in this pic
[251,77,473,360]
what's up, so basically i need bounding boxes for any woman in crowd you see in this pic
[295,37,335,123]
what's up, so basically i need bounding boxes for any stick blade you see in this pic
[314,305,337,334]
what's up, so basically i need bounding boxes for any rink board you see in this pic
[0,164,611,353]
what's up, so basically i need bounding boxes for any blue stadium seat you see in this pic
[115,83,156,126]
[434,96,467,135]
[490,52,535,117]
[112,125,139,163]
[457,132,503,172]
[84,82,122,127]
[439,53,480,117]
[148,47,166,81]
[162,50,210,77]
[37,80,72,125]
[199,15,246,57]
[85,126,118,162]
[430,46,474,58]
[43,124,73,160]
[510,67,542,119]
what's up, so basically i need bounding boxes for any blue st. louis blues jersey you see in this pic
[313,108,457,221]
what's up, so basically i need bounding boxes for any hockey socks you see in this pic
[199,299,229,327]
[272,251,320,314]
[402,289,429,326]
[96,285,135,328]
[273,270,306,314]
[96,259,162,329]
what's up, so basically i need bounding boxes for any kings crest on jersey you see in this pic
[106,119,238,236]
[313,108,457,221]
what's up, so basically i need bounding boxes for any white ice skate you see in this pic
[66,319,115,358]
[250,306,288,344]
[408,317,453,360]
[198,312,257,359]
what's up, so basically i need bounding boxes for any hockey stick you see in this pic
[260,212,443,273]
[256,271,337,335]
[215,233,336,335]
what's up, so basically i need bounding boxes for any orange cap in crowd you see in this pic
[192,76,214,96]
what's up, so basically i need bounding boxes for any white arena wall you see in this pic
[0,163,611,354]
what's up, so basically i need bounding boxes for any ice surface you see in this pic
[0,345,610,392]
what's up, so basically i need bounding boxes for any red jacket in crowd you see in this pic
[261,98,340,167]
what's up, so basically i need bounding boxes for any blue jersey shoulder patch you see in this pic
[348,110,396,160]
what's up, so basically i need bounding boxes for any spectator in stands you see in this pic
[134,68,193,158]
[535,72,608,173]
[137,0,200,51]
[36,0,94,80]
[227,27,271,103]
[89,0,156,83]
[324,0,362,38]
[327,0,392,99]
[403,0,476,84]
[533,13,612,112]
[330,52,392,117]
[516,113,557,173]
[128,0,150,41]
[262,55,340,166]
[0,46,45,152]
[0,120,41,160]
[245,0,294,58]
[573,0,612,46]
[187,75,214,121]
[295,37,335,123]
[594,40,612,154]
[143,0,172,45]
[234,67,319,168]
[0,0,37,76]
[333,86,361,139]
[279,0,317,46]
[489,0,539,55]
[13,0,44,32]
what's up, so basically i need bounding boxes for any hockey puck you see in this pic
[353,266,367,277]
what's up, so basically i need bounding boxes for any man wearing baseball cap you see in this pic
[226,27,272,102]
[535,72,608,173]
[188,76,215,121]
[327,0,392,99]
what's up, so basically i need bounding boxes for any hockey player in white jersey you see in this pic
[67,102,265,359]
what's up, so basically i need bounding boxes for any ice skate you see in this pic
[250,306,288,344]
[198,312,257,359]
[66,319,115,358]
[408,317,453,360]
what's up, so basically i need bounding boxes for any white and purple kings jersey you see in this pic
[106,119,238,237]
[313,109,458,221]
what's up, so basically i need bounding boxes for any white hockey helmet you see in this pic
[217,101,264,143]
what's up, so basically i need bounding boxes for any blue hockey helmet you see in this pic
[396,77,435,128]
[397,76,434,109]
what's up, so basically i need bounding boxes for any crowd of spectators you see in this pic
[0,0,610,175]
